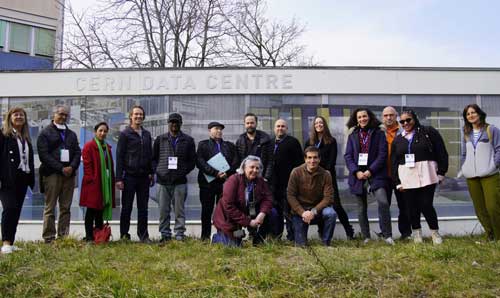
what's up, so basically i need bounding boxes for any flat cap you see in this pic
[208,121,225,129]
[168,113,183,123]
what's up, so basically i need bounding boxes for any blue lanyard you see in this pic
[274,138,282,154]
[59,130,66,149]
[472,129,484,148]
[315,138,322,148]
[407,134,414,154]
[169,135,179,151]
[360,130,370,146]
[246,182,255,205]
[215,141,221,153]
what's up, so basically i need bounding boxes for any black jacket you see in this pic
[272,135,304,190]
[115,126,153,181]
[153,131,196,185]
[304,137,341,199]
[0,132,35,189]
[196,138,239,188]
[391,125,449,186]
[235,130,274,181]
[37,122,81,177]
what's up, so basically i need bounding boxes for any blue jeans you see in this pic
[211,230,242,247]
[157,184,187,238]
[292,207,337,246]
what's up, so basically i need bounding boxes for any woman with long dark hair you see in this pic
[461,104,500,240]
[344,108,393,244]
[392,109,448,244]
[80,122,116,242]
[305,116,354,239]
[0,107,35,254]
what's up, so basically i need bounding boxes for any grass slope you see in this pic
[0,236,499,297]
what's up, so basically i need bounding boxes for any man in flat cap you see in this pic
[196,122,239,240]
[153,113,196,242]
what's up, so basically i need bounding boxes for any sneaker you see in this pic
[120,233,131,241]
[159,236,171,244]
[11,245,22,251]
[140,237,152,244]
[431,230,443,245]
[384,237,395,246]
[363,238,371,244]
[175,235,186,241]
[400,233,412,241]
[1,245,13,254]
[413,229,423,244]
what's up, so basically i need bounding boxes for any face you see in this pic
[304,151,320,171]
[274,119,288,138]
[314,117,325,133]
[10,111,26,128]
[244,116,257,134]
[130,108,144,127]
[382,107,398,127]
[244,160,260,180]
[95,125,108,141]
[53,107,69,125]
[169,120,181,134]
[209,126,223,139]
[357,110,369,128]
[399,113,415,132]
[466,107,480,125]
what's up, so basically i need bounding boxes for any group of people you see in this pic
[1,103,499,253]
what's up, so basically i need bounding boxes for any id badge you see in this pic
[168,157,178,169]
[60,149,70,162]
[358,153,368,166]
[405,154,415,168]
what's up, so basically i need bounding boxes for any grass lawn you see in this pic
[0,236,498,297]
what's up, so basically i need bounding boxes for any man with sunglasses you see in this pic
[382,106,411,240]
[37,105,81,243]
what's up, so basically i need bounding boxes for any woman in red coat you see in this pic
[80,122,116,242]
[212,155,273,247]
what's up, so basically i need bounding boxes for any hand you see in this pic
[149,174,155,187]
[116,181,124,190]
[217,172,227,179]
[62,167,73,177]
[302,210,315,224]
[396,185,405,192]
[356,171,365,180]
[249,219,260,228]
[255,212,266,225]
[438,175,445,184]
[363,170,372,179]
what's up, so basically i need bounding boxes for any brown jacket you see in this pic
[287,164,334,216]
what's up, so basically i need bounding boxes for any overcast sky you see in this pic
[69,0,500,67]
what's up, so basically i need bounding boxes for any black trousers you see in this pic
[403,184,439,230]
[331,177,354,237]
[199,185,222,240]
[84,208,104,240]
[0,171,29,244]
[388,186,412,237]
[120,176,150,240]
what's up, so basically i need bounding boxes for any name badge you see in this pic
[61,149,70,162]
[168,157,178,169]
[358,153,368,166]
[405,154,415,168]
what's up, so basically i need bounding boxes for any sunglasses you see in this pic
[399,118,413,125]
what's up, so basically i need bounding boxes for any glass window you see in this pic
[9,22,31,53]
[35,28,55,56]
[0,20,6,48]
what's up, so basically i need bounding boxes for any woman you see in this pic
[80,122,115,242]
[305,116,354,239]
[0,107,34,254]
[461,104,500,241]
[392,109,448,244]
[344,108,393,244]
[212,155,273,247]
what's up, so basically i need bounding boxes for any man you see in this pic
[153,113,196,242]
[287,146,337,246]
[269,119,303,239]
[235,113,273,182]
[382,106,411,239]
[38,105,81,243]
[116,105,154,242]
[196,121,238,240]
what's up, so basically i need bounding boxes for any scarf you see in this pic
[95,138,113,220]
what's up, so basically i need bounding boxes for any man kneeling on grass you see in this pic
[287,146,337,246]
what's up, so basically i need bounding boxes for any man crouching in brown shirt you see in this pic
[287,146,337,246]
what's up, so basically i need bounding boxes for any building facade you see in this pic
[0,0,64,70]
[1,67,499,225]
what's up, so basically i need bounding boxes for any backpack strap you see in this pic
[486,125,492,143]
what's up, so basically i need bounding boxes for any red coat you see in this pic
[80,140,116,209]
[213,174,273,237]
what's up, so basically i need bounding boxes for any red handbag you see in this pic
[93,222,112,244]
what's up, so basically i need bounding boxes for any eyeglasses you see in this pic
[399,118,413,125]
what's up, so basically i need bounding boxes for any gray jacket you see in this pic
[461,125,500,178]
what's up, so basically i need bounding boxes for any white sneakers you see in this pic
[1,244,22,254]
[412,229,443,245]
[384,237,395,245]
[431,230,443,245]
[413,229,423,243]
